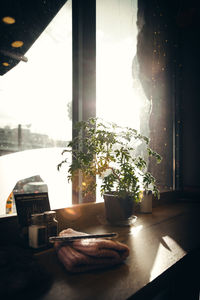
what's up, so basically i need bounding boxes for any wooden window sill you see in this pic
[34,201,200,300]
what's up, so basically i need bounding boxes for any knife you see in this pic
[49,232,118,243]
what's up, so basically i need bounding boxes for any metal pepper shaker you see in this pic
[44,210,58,242]
[28,213,47,249]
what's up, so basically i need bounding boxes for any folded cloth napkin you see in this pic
[54,228,129,273]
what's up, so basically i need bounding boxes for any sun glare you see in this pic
[149,235,186,281]
[0,2,72,141]
[96,0,144,130]
[130,224,143,236]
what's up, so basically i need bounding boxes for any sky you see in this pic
[0,1,72,141]
[0,0,147,138]
[0,0,152,212]
[96,0,146,130]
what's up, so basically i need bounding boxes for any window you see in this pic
[0,0,174,217]
[96,0,173,199]
[96,0,143,201]
[0,1,72,216]
[97,0,140,128]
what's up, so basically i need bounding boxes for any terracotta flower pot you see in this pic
[103,192,134,224]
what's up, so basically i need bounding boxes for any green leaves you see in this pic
[147,147,162,163]
[58,117,162,201]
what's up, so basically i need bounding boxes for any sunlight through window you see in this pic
[0,1,72,216]
[130,224,143,237]
[96,0,149,130]
[150,235,186,281]
[96,0,150,202]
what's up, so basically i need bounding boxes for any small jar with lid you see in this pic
[28,213,47,249]
[44,211,58,243]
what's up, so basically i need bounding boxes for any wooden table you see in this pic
[33,202,200,300]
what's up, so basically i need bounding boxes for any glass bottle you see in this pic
[44,211,58,243]
[28,213,47,249]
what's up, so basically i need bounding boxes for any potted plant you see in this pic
[58,117,162,224]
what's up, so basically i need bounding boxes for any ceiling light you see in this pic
[11,41,24,48]
[2,16,16,24]
[2,62,10,66]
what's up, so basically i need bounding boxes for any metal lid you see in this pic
[44,210,56,220]
[44,210,56,215]
[30,213,44,224]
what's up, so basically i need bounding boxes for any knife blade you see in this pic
[49,232,118,243]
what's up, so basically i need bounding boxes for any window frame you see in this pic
[72,0,96,204]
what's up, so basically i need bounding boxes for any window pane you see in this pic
[96,0,143,202]
[0,1,72,217]
[96,0,173,201]
[97,0,140,130]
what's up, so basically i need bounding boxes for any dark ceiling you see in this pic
[0,0,67,76]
